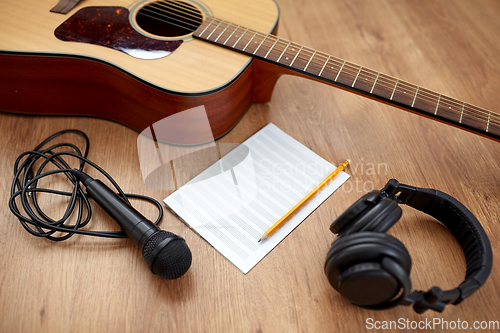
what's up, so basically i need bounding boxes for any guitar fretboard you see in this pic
[194,17,500,140]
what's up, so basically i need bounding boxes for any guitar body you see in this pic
[0,0,282,143]
[2,0,498,142]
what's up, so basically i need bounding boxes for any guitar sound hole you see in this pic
[136,0,203,37]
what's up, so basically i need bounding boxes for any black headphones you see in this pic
[324,179,492,314]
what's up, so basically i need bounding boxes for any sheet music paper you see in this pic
[164,123,349,273]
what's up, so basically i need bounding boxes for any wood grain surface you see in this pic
[1,0,499,332]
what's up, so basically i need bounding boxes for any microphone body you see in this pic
[74,170,191,279]
[84,177,158,250]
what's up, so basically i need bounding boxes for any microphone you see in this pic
[73,170,192,279]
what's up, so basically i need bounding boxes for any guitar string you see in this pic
[136,10,197,32]
[135,6,475,120]
[231,28,500,126]
[203,18,499,122]
[128,10,499,127]
[156,0,205,19]
[137,3,202,30]
[135,0,211,32]
[148,0,203,25]
[200,20,499,126]
[147,0,216,26]
[201,18,499,125]
[199,19,469,109]
[140,6,199,28]
[203,17,497,122]
[147,11,499,127]
[133,4,480,116]
[145,11,499,126]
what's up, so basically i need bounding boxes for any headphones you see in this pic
[324,179,492,314]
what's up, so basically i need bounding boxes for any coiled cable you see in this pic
[9,129,162,241]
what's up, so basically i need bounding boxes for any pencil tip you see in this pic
[258,234,268,242]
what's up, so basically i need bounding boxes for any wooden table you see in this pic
[1,0,499,332]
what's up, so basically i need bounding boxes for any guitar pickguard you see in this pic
[54,6,182,59]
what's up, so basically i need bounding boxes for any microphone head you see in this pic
[142,231,192,279]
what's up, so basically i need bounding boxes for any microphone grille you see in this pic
[143,230,192,279]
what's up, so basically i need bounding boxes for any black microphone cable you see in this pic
[9,129,191,279]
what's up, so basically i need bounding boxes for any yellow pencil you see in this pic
[258,159,350,242]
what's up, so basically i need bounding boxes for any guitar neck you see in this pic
[194,17,500,141]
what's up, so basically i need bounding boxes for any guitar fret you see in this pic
[289,46,303,67]
[232,28,249,47]
[277,42,291,62]
[253,35,267,55]
[486,111,491,132]
[215,22,231,42]
[370,73,380,94]
[411,86,419,107]
[191,19,499,141]
[318,56,331,76]
[242,31,258,51]
[434,94,441,115]
[198,17,217,37]
[334,61,346,81]
[390,80,399,100]
[303,51,316,72]
[223,25,240,45]
[206,20,223,39]
[264,38,279,58]
[351,67,362,87]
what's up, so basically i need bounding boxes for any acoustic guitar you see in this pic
[0,0,498,144]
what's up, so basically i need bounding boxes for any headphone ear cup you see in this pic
[343,198,403,236]
[330,192,402,237]
[329,191,381,234]
[338,262,400,306]
[325,232,412,307]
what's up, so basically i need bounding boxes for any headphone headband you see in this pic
[380,179,493,313]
